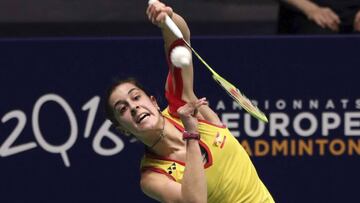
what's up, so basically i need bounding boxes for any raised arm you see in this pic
[147,0,222,125]
[147,1,194,101]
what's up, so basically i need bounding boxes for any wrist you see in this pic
[182,131,200,141]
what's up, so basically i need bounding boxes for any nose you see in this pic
[130,105,139,116]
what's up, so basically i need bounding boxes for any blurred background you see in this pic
[1,1,360,203]
[0,0,278,36]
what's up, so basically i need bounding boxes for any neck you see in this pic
[148,117,184,157]
[148,116,166,149]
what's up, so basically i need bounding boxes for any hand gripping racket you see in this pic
[148,0,268,123]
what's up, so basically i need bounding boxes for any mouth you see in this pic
[136,112,150,124]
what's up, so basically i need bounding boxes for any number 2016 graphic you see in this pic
[0,94,127,167]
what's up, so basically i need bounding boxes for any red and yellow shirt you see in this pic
[140,108,274,203]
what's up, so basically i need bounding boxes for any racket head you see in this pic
[212,75,268,123]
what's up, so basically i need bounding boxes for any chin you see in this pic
[137,117,160,132]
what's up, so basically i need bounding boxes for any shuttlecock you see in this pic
[170,46,192,68]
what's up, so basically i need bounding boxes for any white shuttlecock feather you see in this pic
[170,46,192,68]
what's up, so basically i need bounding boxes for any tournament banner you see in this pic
[0,36,359,203]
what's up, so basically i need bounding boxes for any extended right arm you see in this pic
[147,0,222,125]
[140,2,209,202]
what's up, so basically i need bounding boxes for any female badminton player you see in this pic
[105,1,274,202]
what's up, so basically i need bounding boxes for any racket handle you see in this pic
[148,0,184,39]
[164,15,184,39]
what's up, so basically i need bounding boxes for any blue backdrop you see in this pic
[1,36,359,203]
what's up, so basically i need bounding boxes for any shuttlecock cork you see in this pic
[170,46,192,68]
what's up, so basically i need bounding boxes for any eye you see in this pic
[118,106,127,114]
[134,94,141,100]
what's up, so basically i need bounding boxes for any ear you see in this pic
[150,95,160,111]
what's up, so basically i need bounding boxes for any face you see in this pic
[109,82,162,137]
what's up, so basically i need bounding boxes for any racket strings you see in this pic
[181,38,268,122]
[214,76,268,122]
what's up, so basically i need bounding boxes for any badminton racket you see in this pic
[148,0,268,123]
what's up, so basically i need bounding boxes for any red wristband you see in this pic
[182,131,200,140]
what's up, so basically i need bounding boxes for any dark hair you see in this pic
[104,77,149,127]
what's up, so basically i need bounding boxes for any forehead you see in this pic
[109,83,142,105]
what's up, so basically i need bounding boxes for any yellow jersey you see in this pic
[140,108,274,203]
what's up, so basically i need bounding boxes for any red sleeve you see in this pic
[165,39,187,116]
